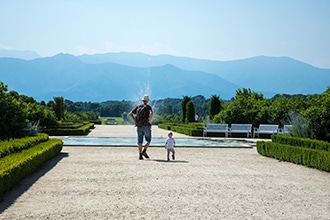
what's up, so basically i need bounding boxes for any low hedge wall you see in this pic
[257,137,330,172]
[0,138,63,195]
[158,123,203,136]
[0,133,49,159]
[45,123,95,136]
[271,135,330,152]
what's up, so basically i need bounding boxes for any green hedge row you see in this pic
[158,123,203,136]
[272,135,330,152]
[46,123,95,136]
[257,141,330,172]
[0,138,63,195]
[0,133,49,159]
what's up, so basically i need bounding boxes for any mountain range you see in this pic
[0,50,329,102]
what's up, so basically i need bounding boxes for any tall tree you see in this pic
[304,87,330,141]
[209,95,221,120]
[186,100,195,122]
[53,96,64,120]
[0,82,27,140]
[181,96,191,122]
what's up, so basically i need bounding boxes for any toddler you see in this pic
[165,132,176,161]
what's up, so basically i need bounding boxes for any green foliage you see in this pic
[0,82,60,140]
[209,95,221,120]
[185,100,195,122]
[45,122,94,135]
[192,95,208,116]
[53,96,64,120]
[304,88,330,142]
[23,100,58,127]
[257,141,330,172]
[0,82,28,140]
[286,112,315,139]
[218,88,265,126]
[153,114,180,124]
[158,122,204,136]
[99,101,133,117]
[181,96,191,122]
[0,133,49,158]
[272,134,330,152]
[0,138,63,195]
[2,79,330,142]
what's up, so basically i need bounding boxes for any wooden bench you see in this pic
[253,124,279,138]
[229,124,252,138]
[203,123,229,137]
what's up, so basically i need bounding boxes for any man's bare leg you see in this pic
[142,142,150,158]
[138,143,143,159]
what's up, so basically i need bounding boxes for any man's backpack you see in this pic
[135,104,149,127]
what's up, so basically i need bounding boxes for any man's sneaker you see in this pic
[139,153,143,160]
[142,150,149,159]
[172,154,175,160]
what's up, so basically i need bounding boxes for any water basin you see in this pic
[61,137,255,148]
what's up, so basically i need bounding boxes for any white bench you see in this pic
[253,124,279,138]
[203,123,229,137]
[229,124,252,138]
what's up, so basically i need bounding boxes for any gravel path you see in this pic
[0,125,329,219]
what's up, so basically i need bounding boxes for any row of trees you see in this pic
[1,80,329,141]
[0,82,58,140]
[210,88,330,141]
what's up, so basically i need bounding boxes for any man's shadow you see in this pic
[0,152,68,213]
[152,159,188,163]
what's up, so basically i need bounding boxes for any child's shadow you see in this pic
[153,159,188,163]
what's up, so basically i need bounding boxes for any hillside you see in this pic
[0,52,329,102]
[0,54,239,101]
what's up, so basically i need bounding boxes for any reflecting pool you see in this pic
[61,137,255,148]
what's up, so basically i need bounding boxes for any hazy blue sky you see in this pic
[1,0,329,68]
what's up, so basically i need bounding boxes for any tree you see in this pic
[0,82,28,140]
[304,88,330,141]
[209,95,221,120]
[220,88,265,126]
[53,96,64,120]
[181,96,191,122]
[186,100,195,122]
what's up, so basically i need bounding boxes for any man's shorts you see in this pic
[137,126,151,144]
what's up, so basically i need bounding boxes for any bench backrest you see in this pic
[258,124,279,131]
[230,124,252,131]
[206,123,228,130]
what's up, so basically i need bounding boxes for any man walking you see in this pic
[129,95,153,160]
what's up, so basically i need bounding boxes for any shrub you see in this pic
[0,138,63,195]
[0,133,49,158]
[257,141,330,172]
[45,123,94,135]
[158,123,203,136]
[272,135,330,152]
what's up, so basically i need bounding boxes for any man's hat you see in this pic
[142,95,149,101]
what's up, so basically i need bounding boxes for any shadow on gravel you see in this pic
[153,159,189,163]
[0,152,69,213]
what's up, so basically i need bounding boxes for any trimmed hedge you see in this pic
[0,138,63,195]
[0,133,49,159]
[45,123,95,136]
[257,141,330,172]
[272,135,330,152]
[158,123,203,136]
